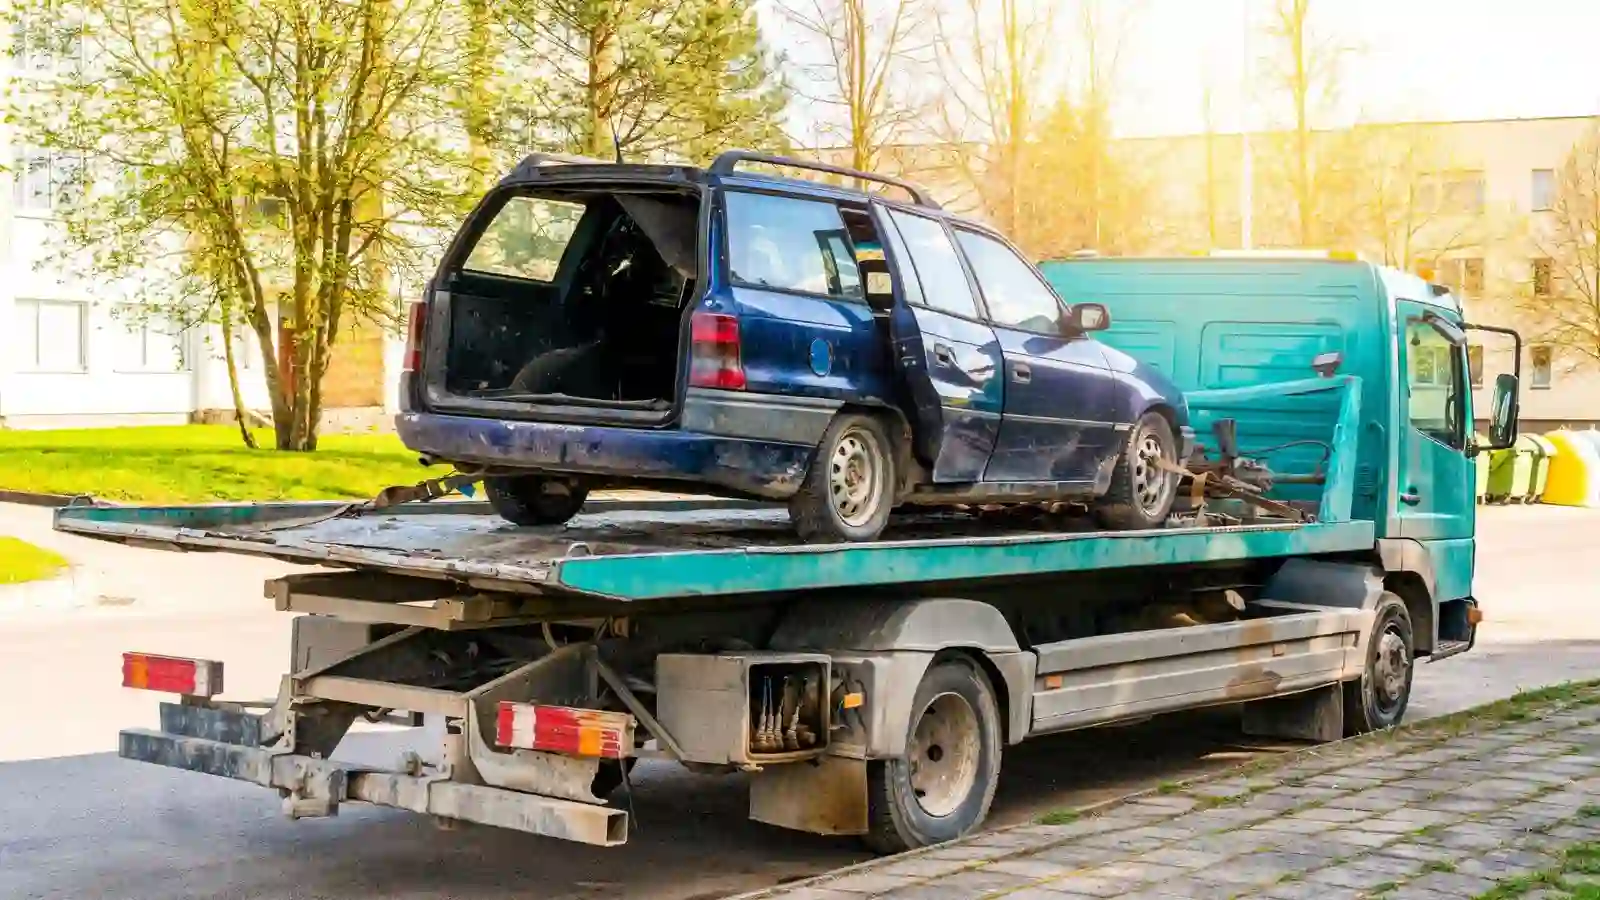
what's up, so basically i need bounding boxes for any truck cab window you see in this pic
[1406,320,1465,449]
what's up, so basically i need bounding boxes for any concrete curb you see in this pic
[0,489,100,508]
[724,693,1566,900]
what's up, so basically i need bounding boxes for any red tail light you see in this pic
[404,303,426,373]
[122,652,223,697]
[496,702,634,759]
[689,312,746,390]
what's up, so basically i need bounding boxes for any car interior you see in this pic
[440,188,701,411]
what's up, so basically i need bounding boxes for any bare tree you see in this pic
[782,0,933,175]
[1259,0,1346,247]
[1519,126,1600,367]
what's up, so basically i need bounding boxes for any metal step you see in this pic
[1428,639,1472,662]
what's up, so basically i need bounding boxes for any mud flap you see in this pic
[749,755,869,835]
[1240,683,1344,742]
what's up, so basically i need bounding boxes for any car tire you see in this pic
[790,413,896,543]
[484,476,589,527]
[863,656,1003,854]
[1343,593,1414,736]
[1094,411,1179,530]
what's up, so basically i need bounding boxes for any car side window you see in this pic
[725,191,863,299]
[887,209,980,318]
[954,229,1063,334]
[1406,319,1466,449]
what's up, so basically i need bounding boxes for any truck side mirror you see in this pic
[1487,373,1519,450]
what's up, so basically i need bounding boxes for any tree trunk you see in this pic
[218,293,259,450]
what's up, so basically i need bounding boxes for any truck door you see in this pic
[874,204,1003,483]
[1395,299,1476,553]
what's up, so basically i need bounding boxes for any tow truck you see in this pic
[58,250,1520,853]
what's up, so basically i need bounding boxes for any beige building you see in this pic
[1113,115,1600,430]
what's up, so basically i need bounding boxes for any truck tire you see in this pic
[1344,593,1414,736]
[864,656,1002,854]
[485,476,589,527]
[790,413,896,543]
[1094,411,1179,530]
[591,758,637,799]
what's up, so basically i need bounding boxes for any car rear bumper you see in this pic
[396,411,816,500]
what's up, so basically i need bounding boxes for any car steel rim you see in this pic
[909,692,981,818]
[830,427,883,528]
[1131,429,1172,514]
[1373,624,1410,714]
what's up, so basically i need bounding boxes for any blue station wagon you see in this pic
[398,151,1195,542]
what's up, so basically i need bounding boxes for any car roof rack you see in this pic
[709,150,940,209]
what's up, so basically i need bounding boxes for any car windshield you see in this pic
[463,195,585,283]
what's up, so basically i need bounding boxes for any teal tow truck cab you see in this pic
[58,253,1521,855]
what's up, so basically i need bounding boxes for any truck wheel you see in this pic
[790,413,896,543]
[1344,593,1414,736]
[485,476,589,527]
[864,656,1002,854]
[1094,412,1179,530]
[590,758,637,799]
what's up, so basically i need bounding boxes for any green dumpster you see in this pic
[1485,445,1520,503]
[1522,434,1557,503]
[1475,433,1491,502]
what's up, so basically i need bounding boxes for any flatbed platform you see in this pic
[54,498,1376,602]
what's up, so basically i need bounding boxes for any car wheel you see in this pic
[790,413,896,543]
[484,476,589,527]
[1343,593,1414,736]
[1094,411,1179,530]
[863,656,1003,854]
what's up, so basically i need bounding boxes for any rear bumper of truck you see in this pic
[118,723,627,846]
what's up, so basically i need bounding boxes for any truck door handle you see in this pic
[933,344,956,366]
[1399,489,1422,506]
[1012,363,1031,384]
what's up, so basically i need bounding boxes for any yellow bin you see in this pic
[1541,431,1600,507]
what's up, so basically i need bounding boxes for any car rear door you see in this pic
[873,204,1003,483]
[951,227,1117,485]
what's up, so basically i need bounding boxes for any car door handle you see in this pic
[1399,489,1422,506]
[933,343,956,366]
[1011,363,1031,384]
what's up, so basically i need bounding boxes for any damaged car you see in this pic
[397,151,1194,542]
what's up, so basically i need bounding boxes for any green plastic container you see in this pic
[1522,434,1557,503]
[1475,433,1491,502]
[1485,445,1521,503]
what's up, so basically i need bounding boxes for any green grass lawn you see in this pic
[0,537,69,584]
[0,426,429,503]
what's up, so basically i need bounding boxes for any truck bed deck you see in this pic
[54,498,1376,602]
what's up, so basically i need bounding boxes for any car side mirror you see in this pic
[1486,373,1519,450]
[1066,303,1111,334]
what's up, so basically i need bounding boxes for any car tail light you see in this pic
[403,303,426,373]
[688,312,746,390]
[122,652,223,697]
[495,702,634,759]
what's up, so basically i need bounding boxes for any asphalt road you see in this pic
[2,502,1598,900]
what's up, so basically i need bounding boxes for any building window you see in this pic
[1532,168,1556,212]
[13,299,88,372]
[1531,345,1553,389]
[1436,171,1486,214]
[1438,258,1485,295]
[1533,258,1553,296]
[11,147,84,214]
[1467,344,1484,388]
[8,4,85,74]
[113,307,188,372]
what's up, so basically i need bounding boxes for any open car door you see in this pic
[872,201,1003,483]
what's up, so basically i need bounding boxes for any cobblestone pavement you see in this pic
[745,684,1600,900]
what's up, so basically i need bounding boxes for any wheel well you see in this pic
[940,647,1018,744]
[840,402,918,495]
[1383,572,1436,656]
[1144,402,1178,433]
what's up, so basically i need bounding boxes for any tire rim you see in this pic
[1131,427,1173,516]
[1372,623,1411,715]
[830,427,884,528]
[909,692,981,818]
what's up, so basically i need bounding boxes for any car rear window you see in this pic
[725,191,863,299]
[463,195,585,283]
